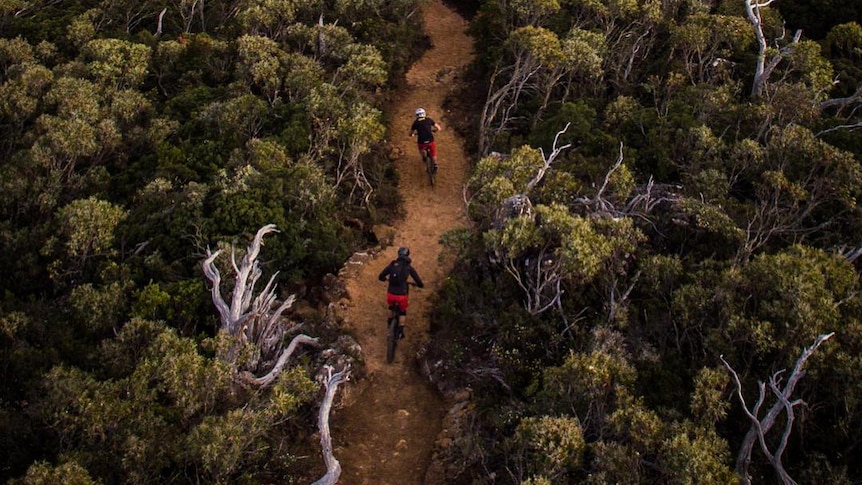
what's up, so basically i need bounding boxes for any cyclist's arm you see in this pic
[410,268,425,288]
[378,265,390,282]
[432,121,441,132]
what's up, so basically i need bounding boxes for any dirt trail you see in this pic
[332,1,474,483]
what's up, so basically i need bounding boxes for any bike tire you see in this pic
[424,151,435,187]
[386,317,397,363]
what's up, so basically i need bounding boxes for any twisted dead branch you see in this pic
[202,224,318,386]
[721,332,835,485]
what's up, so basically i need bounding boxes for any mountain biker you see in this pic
[378,246,424,338]
[409,107,442,173]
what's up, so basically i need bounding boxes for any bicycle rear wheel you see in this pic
[425,152,435,187]
[386,317,397,363]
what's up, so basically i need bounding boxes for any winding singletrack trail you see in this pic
[332,1,474,483]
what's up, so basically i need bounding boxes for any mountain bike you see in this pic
[421,145,436,187]
[386,302,406,363]
[385,282,419,363]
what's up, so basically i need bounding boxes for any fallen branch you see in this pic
[312,365,351,485]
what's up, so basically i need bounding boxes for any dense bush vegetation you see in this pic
[425,0,862,483]
[0,0,426,482]
[3,0,862,482]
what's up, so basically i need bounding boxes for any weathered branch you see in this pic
[607,271,641,324]
[312,365,351,485]
[721,332,835,485]
[767,374,801,485]
[816,121,862,137]
[155,8,167,36]
[595,142,625,212]
[526,123,572,193]
[572,142,627,215]
[836,245,862,264]
[819,86,862,113]
[250,334,321,386]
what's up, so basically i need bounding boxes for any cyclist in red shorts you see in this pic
[409,107,442,173]
[378,247,424,337]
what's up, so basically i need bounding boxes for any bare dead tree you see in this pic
[491,126,571,316]
[815,84,862,137]
[333,137,374,208]
[503,248,564,316]
[736,157,837,263]
[478,52,543,157]
[491,124,571,230]
[745,0,802,98]
[721,332,835,485]
[312,365,350,485]
[174,0,199,33]
[571,145,683,227]
[571,143,684,224]
[202,224,319,386]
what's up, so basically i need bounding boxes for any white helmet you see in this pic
[415,108,426,118]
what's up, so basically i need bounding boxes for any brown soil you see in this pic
[331,1,475,484]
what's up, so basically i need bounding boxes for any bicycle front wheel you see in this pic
[386,317,397,363]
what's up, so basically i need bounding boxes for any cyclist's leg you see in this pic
[397,296,408,326]
[386,293,399,324]
[429,141,439,172]
[394,295,409,338]
[417,143,427,162]
[387,293,407,321]
[397,310,406,339]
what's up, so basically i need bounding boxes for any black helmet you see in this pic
[397,247,410,258]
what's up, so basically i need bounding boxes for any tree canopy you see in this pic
[0,0,424,481]
[426,0,862,483]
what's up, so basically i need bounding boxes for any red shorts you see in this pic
[418,141,437,158]
[387,293,409,312]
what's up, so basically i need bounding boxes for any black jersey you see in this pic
[411,117,437,144]
[378,257,424,295]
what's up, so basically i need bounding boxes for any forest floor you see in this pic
[330,1,475,483]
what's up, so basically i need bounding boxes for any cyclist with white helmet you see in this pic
[378,246,424,338]
[409,107,442,173]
